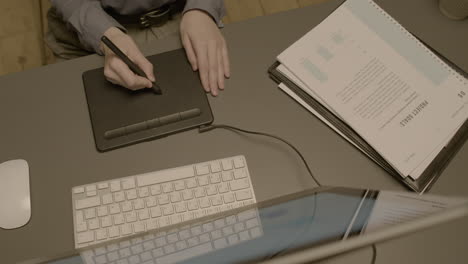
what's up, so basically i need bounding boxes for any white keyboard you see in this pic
[72,155,256,249]
[81,208,263,264]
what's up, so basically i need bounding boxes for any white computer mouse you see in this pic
[0,159,31,229]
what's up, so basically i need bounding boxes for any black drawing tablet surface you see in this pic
[83,49,213,152]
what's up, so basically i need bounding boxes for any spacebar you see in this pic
[156,243,214,264]
[137,166,195,187]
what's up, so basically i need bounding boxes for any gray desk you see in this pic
[1,0,467,263]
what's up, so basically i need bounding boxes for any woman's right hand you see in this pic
[101,27,155,90]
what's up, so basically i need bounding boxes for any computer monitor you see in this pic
[38,187,468,264]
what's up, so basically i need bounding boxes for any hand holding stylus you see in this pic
[100,27,157,92]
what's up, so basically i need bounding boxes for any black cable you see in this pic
[371,244,377,264]
[199,124,322,187]
[199,124,378,263]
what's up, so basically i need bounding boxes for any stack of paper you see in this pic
[270,0,468,192]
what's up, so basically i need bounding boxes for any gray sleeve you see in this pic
[183,0,226,27]
[51,0,126,55]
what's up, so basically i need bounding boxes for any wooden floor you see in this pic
[0,0,328,76]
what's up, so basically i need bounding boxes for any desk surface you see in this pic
[1,0,467,263]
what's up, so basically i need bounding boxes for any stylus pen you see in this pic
[101,36,162,94]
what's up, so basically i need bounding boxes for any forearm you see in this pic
[51,0,125,54]
[183,0,226,26]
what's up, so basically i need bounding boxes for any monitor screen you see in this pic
[43,187,466,264]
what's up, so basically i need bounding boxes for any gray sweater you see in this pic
[51,0,225,54]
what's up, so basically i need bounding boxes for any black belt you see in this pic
[108,0,186,28]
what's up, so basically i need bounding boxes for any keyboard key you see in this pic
[199,233,210,243]
[221,171,233,182]
[185,178,197,188]
[102,193,113,205]
[76,231,94,244]
[230,179,250,191]
[196,164,210,175]
[145,197,158,207]
[138,209,150,220]
[217,183,229,193]
[88,218,100,230]
[121,201,132,212]
[101,216,112,227]
[73,186,85,194]
[150,184,162,195]
[187,236,200,247]
[114,191,125,202]
[210,161,222,173]
[128,255,140,264]
[197,175,209,186]
[146,219,159,229]
[109,204,121,214]
[76,222,87,232]
[97,183,109,190]
[222,226,234,236]
[228,234,239,244]
[126,189,138,200]
[157,243,213,264]
[152,248,164,258]
[108,226,120,238]
[133,199,145,210]
[120,224,132,235]
[137,166,195,187]
[133,222,146,233]
[97,206,108,217]
[175,202,187,213]
[86,185,97,193]
[113,214,125,225]
[188,200,199,211]
[110,181,121,192]
[239,230,251,241]
[85,208,96,219]
[122,178,136,190]
[210,173,221,183]
[221,159,233,170]
[96,229,107,240]
[223,193,235,204]
[234,169,247,179]
[162,204,174,215]
[150,207,162,218]
[234,222,245,232]
[214,238,228,249]
[233,156,245,168]
[199,197,210,208]
[206,185,218,196]
[194,187,205,198]
[211,196,223,206]
[182,189,194,200]
[140,251,153,262]
[125,212,137,223]
[235,190,253,201]
[174,180,185,191]
[75,197,100,210]
[175,240,188,250]
[138,187,149,197]
[162,182,173,193]
[211,229,222,240]
[250,226,263,237]
[170,192,181,203]
[238,209,257,221]
[158,194,170,205]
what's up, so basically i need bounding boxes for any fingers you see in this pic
[217,48,225,90]
[132,50,155,82]
[182,33,198,71]
[207,41,219,96]
[221,40,231,78]
[194,42,210,93]
[104,56,152,90]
